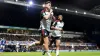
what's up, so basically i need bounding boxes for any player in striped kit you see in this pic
[39,1,55,56]
[51,15,64,56]
[29,1,55,56]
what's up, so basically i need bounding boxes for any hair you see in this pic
[45,1,51,4]
[58,15,63,18]
[58,15,63,21]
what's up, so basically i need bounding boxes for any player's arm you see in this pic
[55,27,63,31]
[51,21,57,30]
[51,22,64,31]
[43,12,51,20]
[51,26,62,31]
[59,22,64,31]
[42,9,53,20]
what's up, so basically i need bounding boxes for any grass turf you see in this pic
[0,52,100,56]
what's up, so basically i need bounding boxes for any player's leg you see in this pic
[49,36,55,47]
[43,30,51,56]
[43,36,54,55]
[49,37,54,53]
[51,47,56,53]
[43,37,51,56]
[41,30,47,56]
[2,45,5,52]
[29,33,44,46]
[55,37,61,56]
[51,37,56,53]
[42,36,52,55]
[16,47,18,52]
[0,45,3,52]
[54,41,56,53]
[35,37,44,45]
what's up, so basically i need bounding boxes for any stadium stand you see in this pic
[0,25,99,52]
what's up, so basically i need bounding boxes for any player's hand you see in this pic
[50,9,54,16]
[51,26,55,30]
[51,12,54,16]
[58,28,62,31]
[50,9,53,13]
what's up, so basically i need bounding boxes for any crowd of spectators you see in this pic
[0,34,87,43]
[0,28,40,35]
[0,28,99,52]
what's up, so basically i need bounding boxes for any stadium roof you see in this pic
[0,0,100,32]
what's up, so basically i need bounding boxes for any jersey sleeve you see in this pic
[52,16,56,22]
[52,21,57,27]
[41,10,46,17]
[40,20,45,29]
[41,8,50,17]
[62,22,64,27]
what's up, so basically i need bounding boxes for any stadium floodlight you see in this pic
[75,11,78,13]
[42,4,45,7]
[16,0,18,2]
[66,9,68,11]
[28,0,34,6]
[55,7,57,9]
[84,12,86,14]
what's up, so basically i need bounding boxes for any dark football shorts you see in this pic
[49,36,61,47]
[52,36,61,40]
[40,29,50,37]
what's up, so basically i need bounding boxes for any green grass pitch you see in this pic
[0,52,100,56]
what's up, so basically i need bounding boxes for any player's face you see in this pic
[45,3,51,9]
[58,15,63,21]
